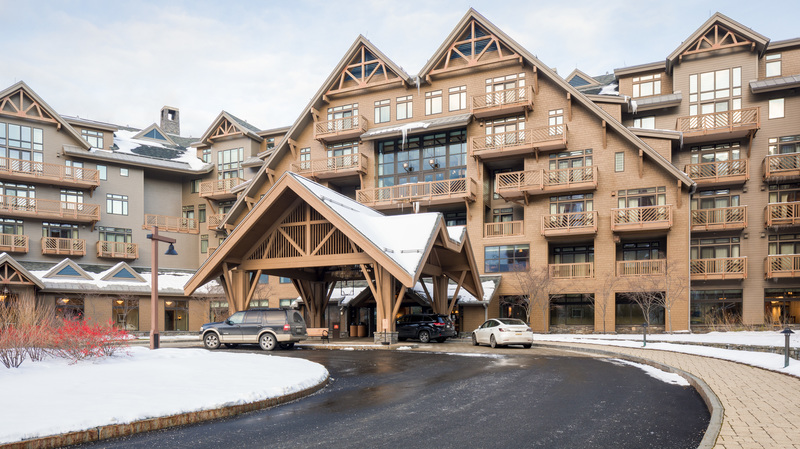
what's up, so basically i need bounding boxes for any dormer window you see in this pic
[143,129,167,141]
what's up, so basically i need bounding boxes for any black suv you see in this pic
[200,308,307,351]
[396,314,456,343]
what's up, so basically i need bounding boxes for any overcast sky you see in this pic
[2,0,798,138]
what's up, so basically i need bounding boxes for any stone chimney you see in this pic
[160,106,180,135]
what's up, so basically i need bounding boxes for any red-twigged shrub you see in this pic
[0,326,28,368]
[52,319,130,363]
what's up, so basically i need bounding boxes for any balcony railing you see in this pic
[765,255,800,279]
[550,262,594,279]
[471,88,533,118]
[291,153,368,179]
[42,237,85,256]
[496,166,597,198]
[617,259,666,277]
[0,233,28,253]
[143,214,199,234]
[314,115,368,142]
[0,196,100,223]
[199,177,245,200]
[96,241,139,260]
[764,153,800,181]
[484,220,524,238]
[676,107,760,143]
[208,213,225,230]
[691,206,747,231]
[0,157,99,189]
[470,125,566,159]
[684,159,749,185]
[691,257,747,280]
[765,202,800,228]
[541,211,598,237]
[611,205,672,232]
[357,178,477,208]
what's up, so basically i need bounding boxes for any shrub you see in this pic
[53,319,130,363]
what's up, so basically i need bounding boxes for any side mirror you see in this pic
[225,319,233,325]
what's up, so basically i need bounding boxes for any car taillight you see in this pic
[526,328,532,332]
[499,327,508,332]
[432,322,445,326]
[283,324,290,331]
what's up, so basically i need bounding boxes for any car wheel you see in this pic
[223,343,238,348]
[436,337,447,343]
[418,330,431,343]
[471,333,479,346]
[279,342,295,350]
[259,333,277,351]
[203,332,220,350]
[523,344,532,349]
[490,334,498,348]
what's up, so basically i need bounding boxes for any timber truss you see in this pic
[327,44,403,96]
[429,19,521,77]
[209,117,245,141]
[0,88,58,126]
[681,24,755,60]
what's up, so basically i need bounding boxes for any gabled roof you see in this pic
[194,111,263,147]
[43,259,92,280]
[185,172,483,299]
[133,123,176,145]
[566,69,600,88]
[100,262,146,282]
[0,253,44,289]
[666,12,769,73]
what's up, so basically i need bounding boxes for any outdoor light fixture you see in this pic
[428,158,439,169]
[0,286,9,302]
[782,328,794,368]
[403,162,414,172]
[116,299,124,305]
[146,226,177,350]
[165,243,178,256]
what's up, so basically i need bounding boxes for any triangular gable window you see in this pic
[430,19,519,77]
[100,262,146,282]
[209,117,242,141]
[44,259,93,279]
[569,76,591,87]
[682,23,753,58]
[133,124,175,145]
[144,129,167,141]
[0,88,58,125]
[56,265,80,277]
[112,268,136,279]
[328,44,400,95]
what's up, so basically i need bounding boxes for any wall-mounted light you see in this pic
[428,159,439,169]
[403,162,414,172]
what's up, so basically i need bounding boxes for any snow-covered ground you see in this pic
[0,347,328,444]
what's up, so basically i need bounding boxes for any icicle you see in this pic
[631,99,638,114]
[401,126,408,149]
[414,75,421,95]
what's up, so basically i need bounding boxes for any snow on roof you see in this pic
[113,129,208,171]
[446,226,465,244]
[412,279,497,304]
[598,83,619,95]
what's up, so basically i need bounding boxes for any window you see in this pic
[485,244,529,273]
[551,244,594,265]
[692,189,739,211]
[621,241,664,261]
[0,182,35,198]
[198,204,206,223]
[492,208,513,223]
[484,115,525,140]
[120,168,129,177]
[259,274,269,284]
[190,179,201,193]
[688,67,742,117]
[182,206,195,220]
[279,299,293,308]
[397,95,413,120]
[376,130,466,187]
[617,187,666,208]
[632,74,662,98]
[143,129,167,141]
[444,210,467,226]
[106,194,128,215]
[113,299,139,331]
[485,73,525,105]
[56,297,84,320]
[43,222,78,239]
[266,137,276,149]
[766,53,782,78]
[448,86,467,111]
[632,116,655,129]
[692,237,740,259]
[60,189,83,206]
[81,129,103,149]
[374,99,390,124]
[615,152,625,172]
[218,147,244,179]
[164,300,188,331]
[550,294,595,326]
[327,103,359,131]
[0,122,43,162]
[548,149,592,172]
[99,227,132,243]
[280,277,291,284]
[97,165,107,180]
[299,147,310,170]
[425,90,442,115]
[210,300,229,322]
[769,234,800,256]
[200,235,208,253]
[548,109,564,135]
[769,98,785,119]
[202,148,211,163]
[549,193,593,215]
[0,218,22,235]
[769,183,800,203]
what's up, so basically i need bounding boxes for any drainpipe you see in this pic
[483,302,488,321]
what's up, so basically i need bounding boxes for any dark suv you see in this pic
[200,308,307,351]
[396,314,456,343]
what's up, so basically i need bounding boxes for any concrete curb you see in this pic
[534,343,723,449]
[1,375,330,449]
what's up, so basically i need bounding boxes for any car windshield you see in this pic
[496,318,526,325]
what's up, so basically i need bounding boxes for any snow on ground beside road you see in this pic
[0,347,328,444]
[541,330,800,348]
[607,359,690,386]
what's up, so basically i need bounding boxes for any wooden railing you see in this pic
[691,257,747,280]
[617,259,666,277]
[96,241,139,259]
[472,87,531,111]
[541,211,597,236]
[41,237,85,256]
[208,213,225,230]
[0,233,28,253]
[291,153,367,177]
[0,157,99,187]
[484,220,524,238]
[143,214,199,234]
[684,159,749,184]
[0,196,100,222]
[199,177,244,198]
[765,255,800,278]
[765,202,800,227]
[314,115,368,139]
[470,125,565,154]
[676,107,760,134]
[764,153,800,179]
[612,205,672,231]
[691,206,747,231]
[496,166,596,194]
[357,178,477,205]
[550,262,594,279]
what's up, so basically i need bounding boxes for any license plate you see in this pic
[515,332,522,336]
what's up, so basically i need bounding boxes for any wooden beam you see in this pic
[244,269,263,309]
[419,278,433,306]
[676,180,682,209]
[310,107,320,122]
[239,253,373,271]
[422,263,442,276]
[638,149,644,178]
[391,285,408,320]
[360,264,378,298]
[533,65,538,95]
[567,93,572,121]
[602,120,607,149]
[448,271,467,315]
[288,138,298,158]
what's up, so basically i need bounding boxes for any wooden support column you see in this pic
[602,120,607,149]
[676,180,682,209]
[294,279,330,328]
[447,271,467,314]
[533,66,538,95]
[431,275,448,315]
[638,149,644,178]
[227,268,249,313]
[567,93,572,121]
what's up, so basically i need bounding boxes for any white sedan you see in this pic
[472,318,533,348]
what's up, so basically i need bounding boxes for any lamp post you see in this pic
[147,226,177,350]
[642,322,649,347]
[781,327,794,368]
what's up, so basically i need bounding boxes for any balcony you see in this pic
[550,262,594,279]
[765,255,800,279]
[42,237,85,256]
[617,259,666,277]
[541,211,598,237]
[676,107,760,144]
[0,196,100,223]
[356,178,477,209]
[208,213,225,230]
[765,202,800,228]
[612,205,672,232]
[314,115,368,143]
[691,206,747,232]
[484,220,524,238]
[471,88,533,119]
[496,166,597,200]
[470,126,566,160]
[199,177,245,201]
[291,153,368,180]
[684,160,749,186]
[0,233,28,253]
[143,214,199,234]
[96,241,139,260]
[0,157,99,191]
[691,257,747,280]
[763,153,800,182]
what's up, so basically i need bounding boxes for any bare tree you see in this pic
[512,266,557,331]
[659,260,689,333]
[593,271,621,334]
